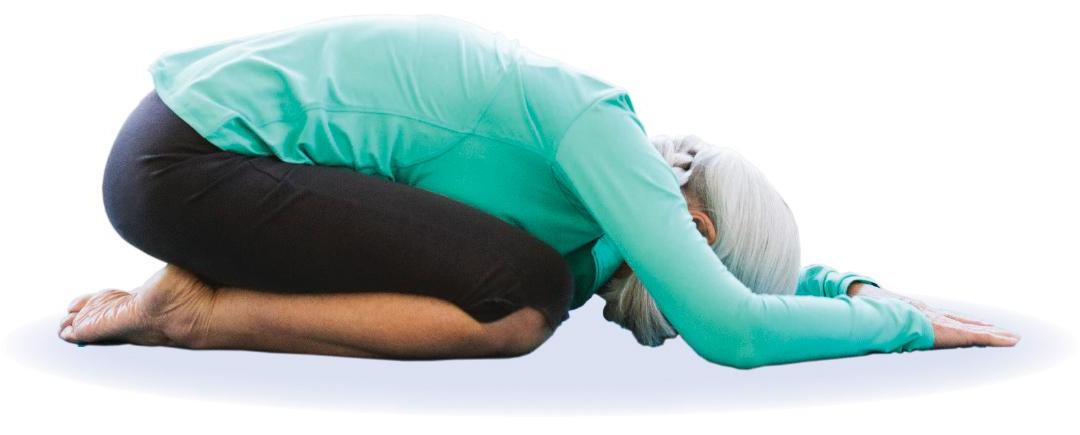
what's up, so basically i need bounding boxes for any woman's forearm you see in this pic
[187,287,499,360]
[848,282,913,302]
[847,281,885,297]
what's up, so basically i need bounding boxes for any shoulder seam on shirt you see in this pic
[548,163,593,217]
[549,88,628,158]
[546,88,632,218]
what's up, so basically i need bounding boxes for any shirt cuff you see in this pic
[838,274,880,297]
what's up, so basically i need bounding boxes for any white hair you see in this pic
[595,134,801,347]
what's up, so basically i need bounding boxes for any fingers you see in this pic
[986,327,1020,339]
[921,303,1020,342]
[972,330,1020,347]
[955,318,1021,340]
[943,311,994,327]
[953,316,1020,339]
[963,319,1019,343]
[932,316,1022,348]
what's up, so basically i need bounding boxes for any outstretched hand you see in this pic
[848,282,1021,349]
[909,298,1021,348]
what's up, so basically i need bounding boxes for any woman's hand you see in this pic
[915,301,1020,348]
[849,282,1021,349]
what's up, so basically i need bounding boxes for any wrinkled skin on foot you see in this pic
[59,264,216,348]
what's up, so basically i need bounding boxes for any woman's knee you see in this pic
[481,306,555,358]
[464,236,572,355]
[102,137,160,254]
[102,141,232,276]
[513,240,575,329]
[103,93,187,250]
[102,136,186,245]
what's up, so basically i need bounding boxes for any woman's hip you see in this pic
[100,89,575,328]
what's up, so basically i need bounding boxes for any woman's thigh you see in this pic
[102,90,574,329]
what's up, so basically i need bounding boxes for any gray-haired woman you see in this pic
[59,15,1017,368]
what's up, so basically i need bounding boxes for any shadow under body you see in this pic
[4,295,1070,415]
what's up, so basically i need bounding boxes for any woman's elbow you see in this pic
[684,330,769,370]
[698,346,769,370]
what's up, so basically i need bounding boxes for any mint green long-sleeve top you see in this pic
[147,14,935,368]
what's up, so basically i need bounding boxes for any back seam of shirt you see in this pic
[395,55,522,168]
[395,57,563,169]
[251,105,473,132]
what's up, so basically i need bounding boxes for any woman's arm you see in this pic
[796,264,1020,347]
[795,263,881,298]
[553,93,941,369]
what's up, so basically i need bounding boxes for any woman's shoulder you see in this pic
[563,234,626,310]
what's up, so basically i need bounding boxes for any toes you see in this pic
[67,293,94,312]
[59,312,76,331]
[68,289,123,313]
[58,320,77,343]
[59,325,85,345]
[58,289,151,346]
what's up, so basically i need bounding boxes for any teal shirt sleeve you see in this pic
[564,235,624,310]
[796,264,881,298]
[551,93,935,369]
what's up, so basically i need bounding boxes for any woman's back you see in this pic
[148,14,629,306]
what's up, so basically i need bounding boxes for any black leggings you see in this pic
[102,90,574,330]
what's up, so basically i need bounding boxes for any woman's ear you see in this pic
[682,186,717,245]
[690,210,717,246]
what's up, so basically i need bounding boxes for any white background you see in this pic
[1,0,1076,433]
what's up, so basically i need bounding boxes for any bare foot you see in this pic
[58,264,216,347]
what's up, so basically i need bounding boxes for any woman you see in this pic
[58,14,1018,368]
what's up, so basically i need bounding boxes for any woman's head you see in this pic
[596,134,801,346]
